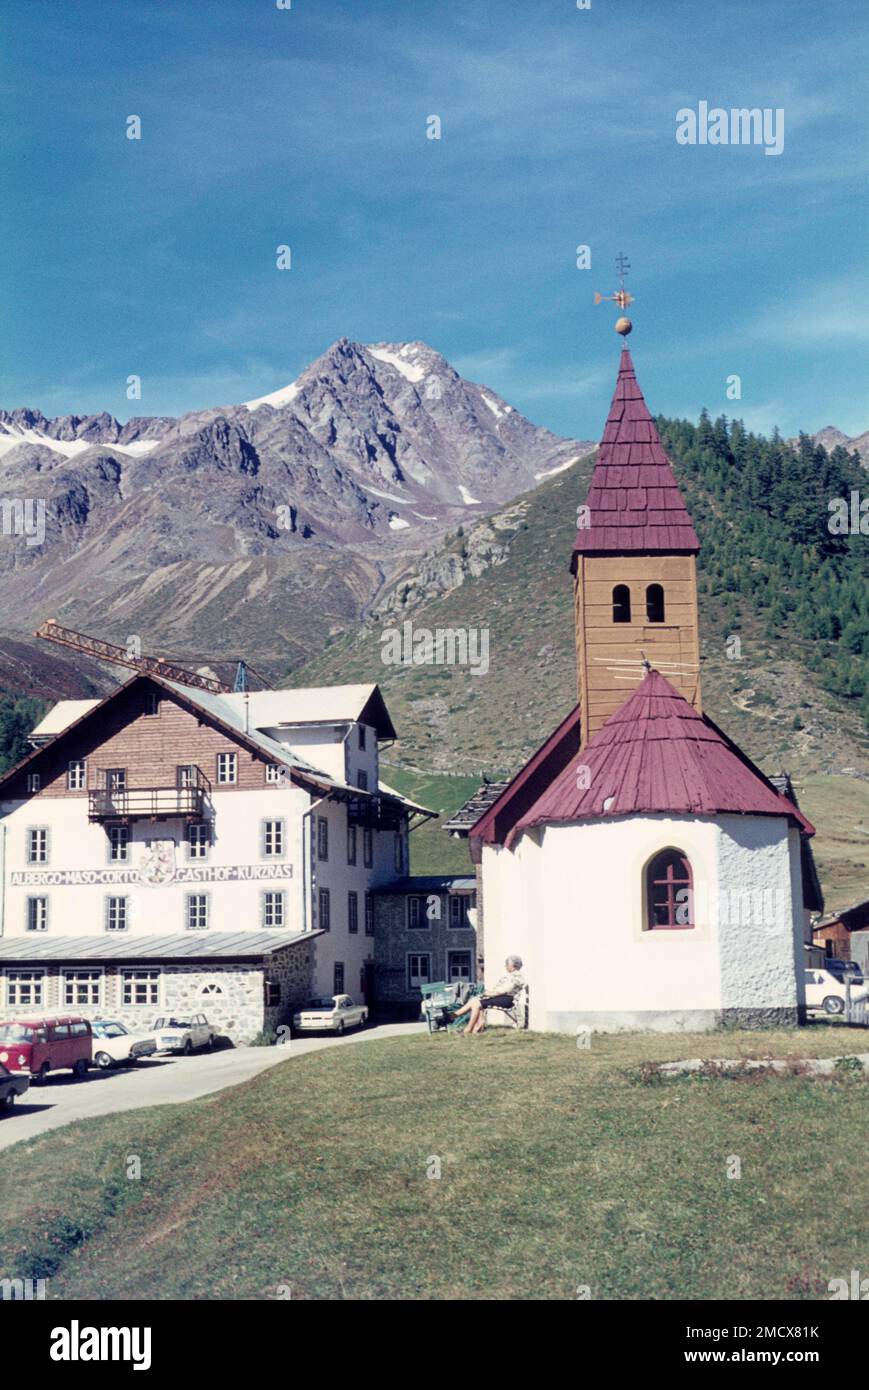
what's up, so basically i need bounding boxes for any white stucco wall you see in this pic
[481,812,804,1033]
[714,816,805,1019]
[0,775,399,1010]
[263,720,379,790]
[0,784,309,938]
[304,793,393,1000]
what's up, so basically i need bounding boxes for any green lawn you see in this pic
[1,1027,866,1301]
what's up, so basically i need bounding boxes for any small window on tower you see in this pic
[646,583,665,623]
[612,585,631,623]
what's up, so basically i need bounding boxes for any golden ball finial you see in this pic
[615,316,632,336]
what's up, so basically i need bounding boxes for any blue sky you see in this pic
[2,0,867,439]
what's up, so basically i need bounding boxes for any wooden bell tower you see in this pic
[571,272,702,747]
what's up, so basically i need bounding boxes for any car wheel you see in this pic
[357,1014,367,1031]
[206,1034,214,1051]
[336,1022,345,1037]
[34,1062,50,1084]
[72,1058,89,1078]
[183,1038,193,1055]
[2,1091,15,1110]
[823,996,845,1015]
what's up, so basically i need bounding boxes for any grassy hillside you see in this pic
[380,765,481,875]
[1,1028,865,1300]
[798,775,869,908]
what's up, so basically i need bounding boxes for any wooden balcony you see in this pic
[88,769,209,822]
[347,794,403,830]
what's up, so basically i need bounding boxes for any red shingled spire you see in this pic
[570,348,700,571]
[506,669,813,847]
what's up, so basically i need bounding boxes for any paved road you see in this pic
[0,1023,425,1152]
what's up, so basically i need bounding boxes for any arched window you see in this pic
[612,584,631,623]
[199,981,224,997]
[646,848,694,930]
[646,583,665,623]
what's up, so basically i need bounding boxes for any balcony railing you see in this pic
[88,769,209,822]
[347,794,403,830]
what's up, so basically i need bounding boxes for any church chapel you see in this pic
[468,337,818,1032]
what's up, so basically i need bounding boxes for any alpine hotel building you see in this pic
[0,678,432,1040]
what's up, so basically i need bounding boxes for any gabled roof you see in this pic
[570,348,700,569]
[29,682,397,744]
[814,898,869,932]
[442,780,511,834]
[1,672,432,818]
[218,684,397,740]
[506,670,813,847]
[0,674,397,807]
[30,699,100,741]
[467,705,582,862]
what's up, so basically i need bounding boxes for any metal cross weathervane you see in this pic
[594,252,635,311]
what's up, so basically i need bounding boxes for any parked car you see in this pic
[804,968,869,1016]
[291,994,368,1035]
[822,958,865,986]
[90,1019,157,1069]
[0,1016,92,1080]
[0,1061,30,1112]
[149,1014,217,1054]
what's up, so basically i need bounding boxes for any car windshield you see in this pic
[0,1024,33,1042]
[304,999,336,1010]
[93,1022,127,1038]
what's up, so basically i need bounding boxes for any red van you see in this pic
[0,1016,93,1080]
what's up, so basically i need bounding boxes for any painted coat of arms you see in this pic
[139,840,177,886]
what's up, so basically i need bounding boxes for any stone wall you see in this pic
[372,890,477,1016]
[0,940,315,1044]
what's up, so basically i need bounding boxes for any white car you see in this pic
[149,1013,217,1054]
[804,968,869,1016]
[91,1019,157,1069]
[292,995,368,1035]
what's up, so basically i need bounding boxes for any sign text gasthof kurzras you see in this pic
[10,864,293,887]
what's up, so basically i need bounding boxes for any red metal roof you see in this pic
[467,704,581,862]
[570,348,700,570]
[505,670,814,847]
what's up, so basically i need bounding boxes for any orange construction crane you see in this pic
[34,619,232,694]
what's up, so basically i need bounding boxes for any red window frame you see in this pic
[646,849,694,930]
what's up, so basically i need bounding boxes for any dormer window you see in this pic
[612,585,631,623]
[646,583,665,623]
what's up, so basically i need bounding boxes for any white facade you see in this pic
[0,684,414,1018]
[480,812,806,1033]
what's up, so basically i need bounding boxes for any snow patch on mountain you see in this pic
[535,455,584,480]
[244,381,300,411]
[366,346,426,383]
[0,423,159,461]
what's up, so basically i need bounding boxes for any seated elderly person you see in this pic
[447,956,525,1034]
